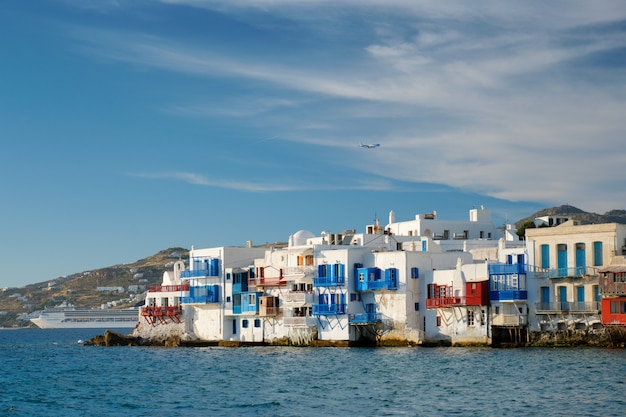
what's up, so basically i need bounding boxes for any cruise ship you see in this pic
[30,307,139,329]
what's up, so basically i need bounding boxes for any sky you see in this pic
[2,1,625,288]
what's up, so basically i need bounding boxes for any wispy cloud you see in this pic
[129,171,396,192]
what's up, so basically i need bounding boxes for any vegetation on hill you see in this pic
[515,205,626,239]
[0,248,188,328]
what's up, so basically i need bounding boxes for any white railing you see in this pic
[282,266,316,277]
[492,314,528,326]
[282,292,313,304]
[283,316,314,328]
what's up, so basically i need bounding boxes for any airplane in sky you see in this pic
[359,142,380,149]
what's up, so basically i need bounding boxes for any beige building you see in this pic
[525,220,626,331]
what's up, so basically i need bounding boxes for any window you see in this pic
[232,319,237,334]
[541,244,550,269]
[495,306,500,315]
[350,293,357,302]
[254,319,261,328]
[359,272,365,282]
[242,319,249,328]
[593,241,603,266]
[414,302,420,311]
[226,296,231,303]
[622,301,626,314]
[411,267,419,279]
[468,310,475,326]
[611,301,619,314]
[436,316,442,327]
[249,293,256,306]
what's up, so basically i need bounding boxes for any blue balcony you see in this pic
[180,269,211,278]
[490,290,528,302]
[233,291,261,315]
[181,285,220,304]
[349,312,382,324]
[355,267,398,291]
[489,263,526,275]
[312,303,347,315]
[183,258,220,278]
[314,276,345,287]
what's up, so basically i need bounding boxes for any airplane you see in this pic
[359,142,380,149]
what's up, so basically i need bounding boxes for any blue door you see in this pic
[557,244,568,277]
[541,245,550,269]
[575,243,586,275]
[558,286,568,311]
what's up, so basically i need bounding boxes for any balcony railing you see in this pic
[180,269,218,278]
[282,292,314,305]
[259,307,282,317]
[282,266,316,277]
[181,285,220,304]
[426,297,465,309]
[600,281,626,296]
[283,316,316,328]
[535,301,600,313]
[147,284,189,293]
[314,276,345,287]
[543,266,598,279]
[490,290,528,301]
[489,264,527,275]
[312,303,346,315]
[141,306,183,317]
[492,314,528,326]
[249,277,287,287]
[356,279,397,292]
[349,313,382,324]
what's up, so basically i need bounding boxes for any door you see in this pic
[575,243,586,275]
[557,244,568,277]
[540,286,550,310]
[558,286,568,311]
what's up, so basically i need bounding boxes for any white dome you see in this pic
[290,230,315,246]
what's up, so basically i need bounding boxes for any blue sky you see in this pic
[2,1,625,288]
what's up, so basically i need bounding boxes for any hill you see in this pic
[0,248,188,328]
[515,204,626,230]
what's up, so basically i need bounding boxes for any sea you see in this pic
[0,329,624,417]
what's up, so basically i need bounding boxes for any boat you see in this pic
[30,306,139,329]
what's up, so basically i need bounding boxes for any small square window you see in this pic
[226,296,231,303]
[242,319,249,328]
[254,319,261,328]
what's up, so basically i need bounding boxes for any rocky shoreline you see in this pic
[85,326,626,348]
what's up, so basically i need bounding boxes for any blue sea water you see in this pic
[0,329,625,417]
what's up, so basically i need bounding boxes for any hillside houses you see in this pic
[137,208,626,346]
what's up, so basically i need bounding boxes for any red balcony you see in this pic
[426,297,466,309]
[141,306,183,325]
[147,284,189,293]
[249,277,287,287]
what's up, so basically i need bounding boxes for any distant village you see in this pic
[131,206,626,347]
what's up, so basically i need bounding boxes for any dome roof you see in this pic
[290,230,315,246]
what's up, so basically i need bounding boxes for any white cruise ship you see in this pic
[30,307,139,329]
